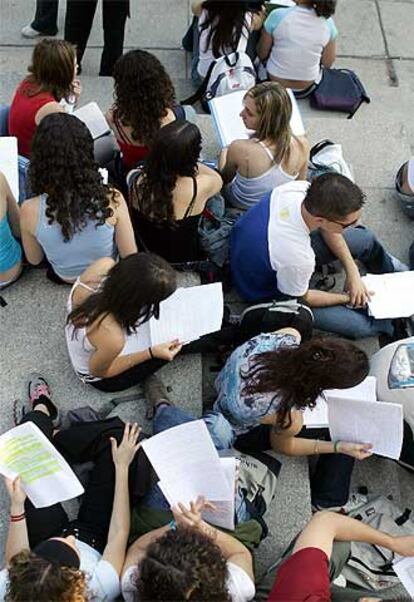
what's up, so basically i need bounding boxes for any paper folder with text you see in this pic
[209,88,306,148]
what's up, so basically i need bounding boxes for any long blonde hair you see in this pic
[244,82,293,164]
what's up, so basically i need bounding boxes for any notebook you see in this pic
[73,102,110,140]
[0,137,19,201]
[209,88,305,148]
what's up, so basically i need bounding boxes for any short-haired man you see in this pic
[230,174,407,339]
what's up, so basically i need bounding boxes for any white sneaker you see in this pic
[21,25,43,38]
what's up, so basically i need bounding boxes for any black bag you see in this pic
[238,300,314,343]
[310,68,370,119]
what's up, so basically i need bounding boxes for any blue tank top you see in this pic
[36,194,116,280]
[0,213,22,273]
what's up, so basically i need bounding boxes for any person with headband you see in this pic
[0,373,151,601]
[219,82,309,211]
[257,0,338,97]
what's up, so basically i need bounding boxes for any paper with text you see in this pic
[328,397,403,460]
[122,283,224,353]
[304,376,377,428]
[209,89,305,148]
[393,556,414,597]
[201,457,236,530]
[363,272,414,319]
[142,421,233,504]
[73,102,110,140]
[0,422,84,507]
[0,137,19,201]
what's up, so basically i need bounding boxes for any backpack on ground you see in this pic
[307,139,354,182]
[182,51,257,112]
[237,300,314,343]
[310,67,370,119]
[343,494,414,591]
[198,193,240,267]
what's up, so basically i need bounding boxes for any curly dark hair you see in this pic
[112,49,176,147]
[26,38,76,102]
[241,337,369,430]
[6,550,87,602]
[131,120,202,226]
[29,112,115,242]
[68,253,177,335]
[135,526,231,601]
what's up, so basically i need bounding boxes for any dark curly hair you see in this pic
[242,337,369,430]
[68,253,177,335]
[6,550,87,602]
[26,38,76,102]
[112,49,176,147]
[29,112,115,242]
[131,120,202,226]
[135,526,231,601]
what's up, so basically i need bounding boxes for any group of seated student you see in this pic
[1,1,414,600]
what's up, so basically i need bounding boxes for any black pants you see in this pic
[21,406,152,552]
[31,0,58,34]
[91,357,167,392]
[64,0,129,76]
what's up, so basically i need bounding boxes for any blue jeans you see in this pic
[142,405,249,522]
[309,226,395,339]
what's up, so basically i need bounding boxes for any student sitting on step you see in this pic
[219,82,309,211]
[128,120,222,264]
[0,171,22,289]
[230,173,409,340]
[8,38,81,158]
[20,113,136,284]
[257,0,338,97]
[65,254,183,393]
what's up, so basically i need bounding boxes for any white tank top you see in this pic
[65,279,147,383]
[225,141,298,210]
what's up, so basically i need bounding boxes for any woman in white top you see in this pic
[219,82,309,210]
[65,253,182,392]
[192,1,265,81]
[121,497,255,602]
[257,0,338,95]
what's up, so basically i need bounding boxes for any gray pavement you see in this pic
[0,0,414,596]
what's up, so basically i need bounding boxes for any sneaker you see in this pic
[21,24,57,38]
[27,373,59,425]
[144,375,173,420]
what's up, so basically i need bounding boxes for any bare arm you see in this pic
[192,1,203,17]
[4,478,30,566]
[35,101,64,125]
[257,29,273,62]
[102,424,142,575]
[321,40,337,69]
[1,173,20,238]
[270,434,372,460]
[294,511,414,560]
[219,142,242,184]
[302,288,350,307]
[112,191,138,257]
[20,199,45,265]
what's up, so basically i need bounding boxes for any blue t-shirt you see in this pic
[214,332,300,435]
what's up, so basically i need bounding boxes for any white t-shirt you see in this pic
[0,540,120,601]
[121,561,255,602]
[265,6,338,82]
[197,9,253,78]
[268,181,315,297]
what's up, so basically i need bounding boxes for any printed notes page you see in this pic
[0,423,84,507]
[393,556,414,597]
[304,376,377,428]
[328,397,403,460]
[209,89,305,148]
[363,272,414,319]
[73,102,110,139]
[0,137,19,201]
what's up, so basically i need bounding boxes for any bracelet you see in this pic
[10,512,26,522]
[333,440,340,454]
[168,519,177,531]
[148,347,154,360]
[314,439,320,455]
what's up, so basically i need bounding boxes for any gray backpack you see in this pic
[343,495,414,591]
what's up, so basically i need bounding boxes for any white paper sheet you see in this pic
[0,137,19,201]
[328,397,403,460]
[304,376,377,428]
[142,421,232,502]
[73,102,110,139]
[266,0,295,5]
[201,457,236,530]
[122,283,224,354]
[363,272,414,319]
[393,556,414,597]
[209,89,305,148]
[0,423,84,507]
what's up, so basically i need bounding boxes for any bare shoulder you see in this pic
[88,313,125,353]
[81,257,115,282]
